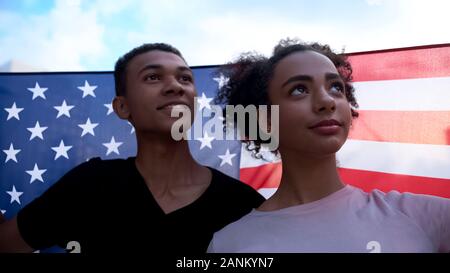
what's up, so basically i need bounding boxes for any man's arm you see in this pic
[0,215,34,253]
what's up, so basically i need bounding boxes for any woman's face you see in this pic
[268,50,352,158]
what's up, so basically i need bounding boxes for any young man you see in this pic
[0,43,265,253]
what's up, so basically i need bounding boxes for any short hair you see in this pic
[215,38,359,156]
[114,43,186,96]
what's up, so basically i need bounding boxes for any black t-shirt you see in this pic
[17,157,265,254]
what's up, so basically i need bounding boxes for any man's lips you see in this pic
[308,119,342,129]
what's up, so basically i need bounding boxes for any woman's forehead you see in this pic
[273,51,338,77]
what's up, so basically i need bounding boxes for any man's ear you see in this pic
[113,96,130,120]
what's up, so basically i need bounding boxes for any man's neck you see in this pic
[134,132,210,196]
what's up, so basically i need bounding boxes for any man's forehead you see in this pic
[130,50,187,68]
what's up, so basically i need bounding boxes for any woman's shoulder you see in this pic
[365,187,450,206]
[355,185,450,220]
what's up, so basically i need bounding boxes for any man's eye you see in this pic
[145,74,160,81]
[180,75,193,82]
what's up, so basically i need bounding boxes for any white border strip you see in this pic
[353,77,450,111]
[337,139,450,179]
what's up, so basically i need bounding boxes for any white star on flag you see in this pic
[103,136,123,155]
[78,80,97,98]
[27,121,48,140]
[4,102,24,121]
[51,140,73,160]
[54,100,74,118]
[196,131,215,150]
[0,209,5,215]
[218,149,236,166]
[6,185,23,205]
[104,103,113,115]
[3,143,21,163]
[213,73,229,89]
[197,93,213,110]
[78,118,99,137]
[26,163,47,183]
[27,82,48,100]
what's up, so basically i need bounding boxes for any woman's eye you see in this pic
[330,82,344,93]
[290,86,307,96]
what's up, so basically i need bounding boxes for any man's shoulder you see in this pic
[209,167,265,202]
[53,157,135,191]
[73,157,133,175]
[210,167,252,190]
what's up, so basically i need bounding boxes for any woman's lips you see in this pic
[310,125,341,135]
[309,119,342,135]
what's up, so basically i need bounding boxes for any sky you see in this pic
[0,0,449,71]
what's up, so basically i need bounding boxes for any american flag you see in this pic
[239,44,450,199]
[1,44,449,252]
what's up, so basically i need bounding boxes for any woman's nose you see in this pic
[312,88,336,113]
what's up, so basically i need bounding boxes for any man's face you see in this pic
[119,50,196,137]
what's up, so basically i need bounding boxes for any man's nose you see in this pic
[162,77,184,96]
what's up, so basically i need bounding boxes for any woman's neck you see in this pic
[259,151,345,211]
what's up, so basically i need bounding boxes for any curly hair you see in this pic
[215,38,359,156]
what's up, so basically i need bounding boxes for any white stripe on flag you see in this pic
[337,139,450,179]
[258,188,277,199]
[353,76,450,111]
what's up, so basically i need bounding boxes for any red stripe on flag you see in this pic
[349,110,450,145]
[240,162,282,189]
[240,164,450,198]
[339,168,450,199]
[348,44,450,82]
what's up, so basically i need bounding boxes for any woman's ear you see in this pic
[113,96,130,120]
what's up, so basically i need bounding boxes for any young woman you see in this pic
[208,39,450,253]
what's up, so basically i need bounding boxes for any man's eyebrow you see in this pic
[281,75,313,88]
[178,66,193,73]
[138,64,192,75]
[138,64,162,75]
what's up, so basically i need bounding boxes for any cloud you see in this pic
[183,0,450,64]
[121,8,347,66]
[347,0,450,52]
[0,0,106,71]
[2,0,449,70]
[366,0,384,6]
[184,13,342,65]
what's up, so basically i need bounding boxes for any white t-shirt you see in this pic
[208,185,450,253]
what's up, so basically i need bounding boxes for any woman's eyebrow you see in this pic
[325,73,342,81]
[281,75,313,87]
